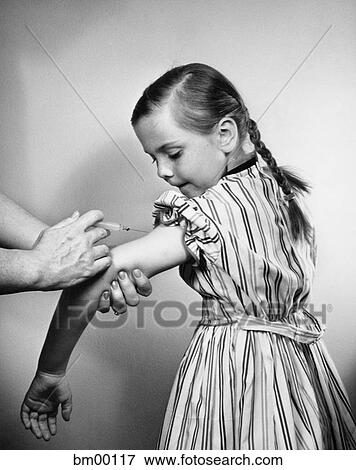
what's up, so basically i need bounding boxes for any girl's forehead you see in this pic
[134,108,190,146]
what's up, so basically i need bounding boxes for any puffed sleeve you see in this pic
[152,190,221,265]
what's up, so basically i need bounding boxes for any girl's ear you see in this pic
[216,117,239,153]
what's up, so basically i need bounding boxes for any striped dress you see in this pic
[152,157,356,450]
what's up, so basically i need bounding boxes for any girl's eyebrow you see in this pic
[158,141,181,151]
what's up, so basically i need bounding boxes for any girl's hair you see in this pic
[131,63,312,242]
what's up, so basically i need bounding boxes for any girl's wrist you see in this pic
[37,349,69,377]
[35,368,66,379]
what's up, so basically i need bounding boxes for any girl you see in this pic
[21,63,356,450]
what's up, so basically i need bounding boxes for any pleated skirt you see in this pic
[157,323,356,449]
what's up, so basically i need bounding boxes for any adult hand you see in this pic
[97,269,152,314]
[20,371,72,441]
[30,210,111,290]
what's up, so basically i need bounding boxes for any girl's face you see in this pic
[133,106,227,197]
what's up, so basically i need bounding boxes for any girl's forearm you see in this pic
[37,262,120,374]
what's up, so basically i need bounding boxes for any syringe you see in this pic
[96,221,148,234]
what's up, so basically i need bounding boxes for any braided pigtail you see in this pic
[247,118,313,242]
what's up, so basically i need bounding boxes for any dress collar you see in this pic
[224,155,258,176]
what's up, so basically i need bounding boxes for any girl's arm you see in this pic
[38,223,190,374]
[21,224,191,440]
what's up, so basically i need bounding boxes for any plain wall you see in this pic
[0,0,355,449]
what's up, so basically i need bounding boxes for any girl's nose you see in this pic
[157,161,174,180]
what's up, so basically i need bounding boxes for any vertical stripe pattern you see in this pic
[152,159,356,449]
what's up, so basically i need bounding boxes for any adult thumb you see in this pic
[54,211,80,229]
[61,398,72,421]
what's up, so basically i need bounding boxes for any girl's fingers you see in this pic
[48,415,57,436]
[132,269,152,297]
[29,411,42,439]
[179,218,188,230]
[20,404,31,429]
[111,280,128,314]
[38,414,51,441]
[61,397,72,422]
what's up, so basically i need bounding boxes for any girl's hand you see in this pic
[20,371,72,441]
[97,269,152,315]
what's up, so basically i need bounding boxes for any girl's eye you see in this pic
[169,151,182,159]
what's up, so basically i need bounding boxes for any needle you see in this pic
[97,221,148,234]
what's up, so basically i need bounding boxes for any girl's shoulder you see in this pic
[152,189,222,265]
[193,159,271,204]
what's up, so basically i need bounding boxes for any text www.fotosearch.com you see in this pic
[73,452,284,467]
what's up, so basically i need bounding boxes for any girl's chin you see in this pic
[179,185,205,197]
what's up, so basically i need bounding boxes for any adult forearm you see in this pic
[0,248,41,294]
[0,192,47,249]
